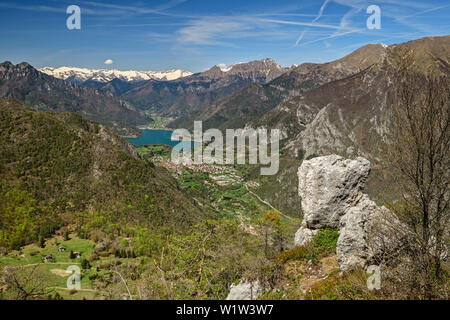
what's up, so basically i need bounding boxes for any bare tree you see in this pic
[388,51,449,299]
[1,265,50,300]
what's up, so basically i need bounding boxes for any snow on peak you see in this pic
[217,62,245,73]
[38,66,193,83]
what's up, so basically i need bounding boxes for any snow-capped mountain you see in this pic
[216,58,287,74]
[38,66,193,83]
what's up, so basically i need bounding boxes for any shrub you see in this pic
[309,229,339,255]
[276,246,312,263]
[81,258,91,270]
[63,230,70,241]
[305,268,379,300]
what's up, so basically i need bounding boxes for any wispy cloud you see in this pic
[295,0,331,46]
[176,16,298,46]
[0,0,190,17]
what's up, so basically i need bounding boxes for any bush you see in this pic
[305,269,379,300]
[81,258,91,270]
[63,230,70,241]
[276,246,312,263]
[29,250,39,257]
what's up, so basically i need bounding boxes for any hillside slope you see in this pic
[169,43,387,131]
[0,98,203,248]
[266,36,450,160]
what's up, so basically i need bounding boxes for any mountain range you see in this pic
[168,43,387,130]
[39,66,193,83]
[121,58,291,117]
[0,34,449,301]
[0,61,151,135]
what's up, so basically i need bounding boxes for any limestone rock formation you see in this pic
[226,281,262,300]
[294,225,319,247]
[296,155,399,270]
[337,195,393,270]
[298,155,371,229]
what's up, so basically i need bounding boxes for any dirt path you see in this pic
[3,262,80,270]
[245,184,294,221]
[47,287,98,293]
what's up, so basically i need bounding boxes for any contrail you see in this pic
[295,0,330,46]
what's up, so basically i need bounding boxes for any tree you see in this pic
[388,51,449,299]
[63,229,70,241]
[38,235,45,248]
[0,265,51,300]
[81,258,91,270]
[258,210,288,257]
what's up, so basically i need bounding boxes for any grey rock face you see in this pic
[296,155,400,270]
[298,155,371,229]
[294,225,319,247]
[226,281,262,300]
[337,195,391,270]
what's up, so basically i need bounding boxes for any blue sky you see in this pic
[0,0,449,72]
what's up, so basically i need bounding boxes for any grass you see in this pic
[304,268,381,300]
[136,145,171,158]
[0,237,99,298]
[0,237,94,268]
[276,229,339,264]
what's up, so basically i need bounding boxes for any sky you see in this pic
[0,0,449,72]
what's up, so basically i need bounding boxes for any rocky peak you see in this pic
[202,65,224,79]
[0,61,41,79]
[0,61,14,69]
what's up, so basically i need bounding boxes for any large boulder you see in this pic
[298,155,371,229]
[226,281,262,300]
[294,224,319,247]
[296,155,401,270]
[337,195,392,270]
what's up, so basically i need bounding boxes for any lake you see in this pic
[125,129,197,150]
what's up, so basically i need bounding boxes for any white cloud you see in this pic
[104,59,113,65]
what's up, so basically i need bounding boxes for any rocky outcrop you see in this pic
[336,195,392,270]
[298,155,371,229]
[226,281,262,300]
[294,225,319,247]
[296,155,399,270]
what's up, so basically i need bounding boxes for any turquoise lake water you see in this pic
[125,129,197,150]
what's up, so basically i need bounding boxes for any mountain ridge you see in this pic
[168,43,388,130]
[39,66,193,83]
[122,58,292,117]
[0,61,151,136]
